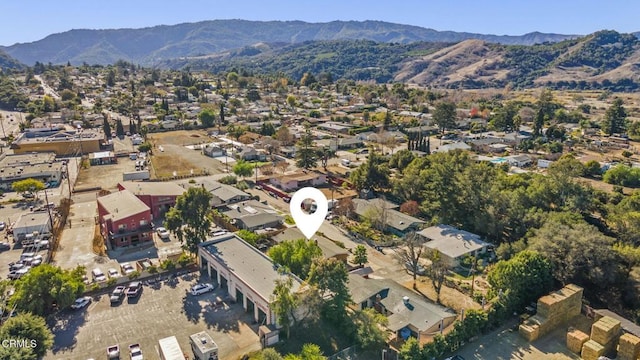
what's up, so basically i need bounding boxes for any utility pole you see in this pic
[43,189,54,233]
[64,160,72,199]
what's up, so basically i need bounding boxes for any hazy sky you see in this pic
[1,0,638,46]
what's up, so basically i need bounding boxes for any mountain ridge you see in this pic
[0,19,579,66]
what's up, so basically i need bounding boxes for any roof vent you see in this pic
[403,296,410,304]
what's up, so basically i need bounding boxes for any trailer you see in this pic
[189,331,218,360]
[123,170,150,181]
[158,336,185,360]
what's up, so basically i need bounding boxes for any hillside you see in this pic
[168,30,640,91]
[0,49,23,71]
[0,19,576,66]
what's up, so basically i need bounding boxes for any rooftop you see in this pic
[273,228,348,259]
[348,274,455,332]
[189,331,218,353]
[201,234,301,302]
[98,190,150,222]
[14,211,51,229]
[418,224,491,259]
[0,152,56,167]
[180,179,250,202]
[119,181,186,197]
[353,198,424,232]
[272,171,324,183]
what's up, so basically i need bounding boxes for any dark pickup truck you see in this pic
[125,281,142,298]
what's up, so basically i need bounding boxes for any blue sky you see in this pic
[1,0,638,46]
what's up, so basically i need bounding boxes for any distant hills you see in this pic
[0,20,577,66]
[2,21,640,91]
[0,49,24,71]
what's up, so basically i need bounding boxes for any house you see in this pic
[279,146,296,158]
[97,190,153,249]
[181,178,251,207]
[12,212,52,242]
[272,228,349,262]
[221,200,283,231]
[202,144,225,158]
[505,154,532,167]
[352,198,425,236]
[238,147,267,161]
[117,181,186,218]
[433,142,471,153]
[348,274,456,341]
[316,137,364,151]
[417,225,492,267]
[270,171,327,192]
[198,234,303,325]
[317,122,352,134]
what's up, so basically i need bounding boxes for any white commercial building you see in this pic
[198,234,302,325]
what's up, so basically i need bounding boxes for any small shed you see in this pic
[89,151,117,165]
[189,331,218,360]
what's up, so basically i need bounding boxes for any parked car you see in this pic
[120,263,135,275]
[92,268,107,282]
[107,268,120,279]
[0,221,5,231]
[190,283,215,296]
[70,296,92,310]
[125,282,142,298]
[110,286,126,304]
[29,255,43,266]
[156,227,170,239]
[106,345,120,360]
[128,343,143,360]
[9,261,26,271]
[8,267,30,280]
[0,242,10,251]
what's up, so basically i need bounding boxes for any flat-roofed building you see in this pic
[417,224,492,267]
[198,234,302,325]
[270,171,327,192]
[0,152,64,190]
[13,211,52,241]
[11,129,103,155]
[118,181,186,218]
[97,189,152,248]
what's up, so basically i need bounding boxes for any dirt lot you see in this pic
[147,130,227,179]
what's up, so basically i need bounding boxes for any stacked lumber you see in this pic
[519,284,584,342]
[617,333,640,360]
[566,329,589,354]
[581,339,605,360]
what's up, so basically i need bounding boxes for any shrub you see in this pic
[147,265,158,274]
[178,253,192,267]
[236,180,249,190]
[160,259,176,271]
[106,277,117,286]
[219,175,237,185]
[128,271,140,280]
[90,283,101,292]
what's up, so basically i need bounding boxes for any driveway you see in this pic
[46,272,261,360]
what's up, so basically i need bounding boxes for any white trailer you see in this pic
[189,331,218,360]
[123,170,150,181]
[158,336,184,360]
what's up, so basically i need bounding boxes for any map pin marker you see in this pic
[290,187,329,240]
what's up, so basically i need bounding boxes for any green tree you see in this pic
[102,115,112,138]
[487,250,553,312]
[12,264,85,316]
[432,101,456,134]
[398,337,422,360]
[352,308,388,350]
[349,149,389,192]
[0,345,36,360]
[198,107,216,128]
[236,229,264,247]
[286,94,296,111]
[308,258,352,325]
[268,239,322,279]
[164,187,213,253]
[584,160,602,177]
[260,122,276,136]
[138,142,152,153]
[602,97,627,135]
[115,119,124,137]
[352,245,368,267]
[11,178,45,195]
[297,343,324,360]
[106,68,116,87]
[271,276,299,339]
[295,124,317,170]
[0,313,53,359]
[233,160,254,180]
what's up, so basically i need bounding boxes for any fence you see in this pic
[327,346,358,360]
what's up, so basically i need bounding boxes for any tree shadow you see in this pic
[182,291,204,323]
[201,300,243,334]
[48,310,87,353]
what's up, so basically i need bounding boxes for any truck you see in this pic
[189,331,218,360]
[106,344,120,359]
[128,343,143,360]
[158,336,185,360]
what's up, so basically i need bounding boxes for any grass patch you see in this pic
[284,215,295,225]
[150,152,200,178]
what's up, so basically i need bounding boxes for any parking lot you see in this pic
[46,272,261,360]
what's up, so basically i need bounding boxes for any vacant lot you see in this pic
[46,273,261,360]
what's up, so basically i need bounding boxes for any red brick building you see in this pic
[97,190,153,249]
[118,181,186,218]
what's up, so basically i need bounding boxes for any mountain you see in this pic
[0,49,24,71]
[0,20,577,66]
[167,30,640,91]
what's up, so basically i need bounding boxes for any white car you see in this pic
[156,227,170,239]
[120,263,135,275]
[107,268,120,279]
[190,283,215,296]
[71,296,92,310]
[30,255,43,266]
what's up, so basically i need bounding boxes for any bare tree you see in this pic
[276,161,289,174]
[425,248,449,304]
[396,232,425,288]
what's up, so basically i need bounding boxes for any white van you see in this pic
[341,159,351,167]
[92,268,106,282]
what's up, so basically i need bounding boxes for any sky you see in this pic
[1,0,639,46]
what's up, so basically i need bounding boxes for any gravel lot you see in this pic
[46,272,261,360]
